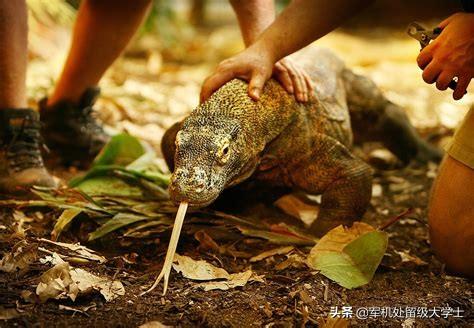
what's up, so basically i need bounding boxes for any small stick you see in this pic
[378,208,414,231]
[140,201,188,296]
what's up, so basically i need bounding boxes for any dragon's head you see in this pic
[167,79,265,207]
[168,116,255,207]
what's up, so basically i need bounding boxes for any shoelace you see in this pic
[5,117,45,172]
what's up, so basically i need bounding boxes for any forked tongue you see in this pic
[140,201,188,296]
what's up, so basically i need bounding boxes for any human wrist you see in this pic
[249,38,279,68]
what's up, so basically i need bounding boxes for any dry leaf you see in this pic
[275,253,307,270]
[249,246,294,263]
[238,222,317,246]
[36,256,124,302]
[172,254,229,281]
[39,239,106,263]
[172,254,263,291]
[0,242,37,273]
[70,268,125,302]
[198,270,254,291]
[36,261,79,302]
[39,252,65,265]
[274,194,320,227]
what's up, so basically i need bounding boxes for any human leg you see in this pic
[47,0,152,106]
[40,0,152,165]
[0,0,28,109]
[0,0,55,192]
[428,108,474,277]
[428,155,474,278]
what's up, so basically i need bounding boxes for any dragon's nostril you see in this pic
[194,182,205,193]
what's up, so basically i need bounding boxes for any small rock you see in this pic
[372,184,383,198]
[368,149,399,169]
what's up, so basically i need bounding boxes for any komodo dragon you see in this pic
[161,47,441,236]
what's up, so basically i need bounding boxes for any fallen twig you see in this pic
[378,208,414,231]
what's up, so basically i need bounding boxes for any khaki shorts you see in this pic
[446,107,474,169]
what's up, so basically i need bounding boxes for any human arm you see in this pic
[229,0,313,101]
[230,0,275,47]
[201,0,375,102]
[417,12,474,100]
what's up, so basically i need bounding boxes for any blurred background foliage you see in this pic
[24,0,472,156]
[26,0,463,61]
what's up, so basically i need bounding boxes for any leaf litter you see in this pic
[35,255,124,302]
[1,132,403,312]
[0,240,38,273]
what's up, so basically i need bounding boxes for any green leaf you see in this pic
[307,222,388,289]
[30,187,111,215]
[69,163,169,190]
[0,199,104,215]
[31,187,68,202]
[88,213,150,241]
[68,134,170,199]
[92,133,145,167]
[51,208,82,241]
[69,165,122,187]
[126,152,170,186]
[126,152,155,171]
[73,176,144,198]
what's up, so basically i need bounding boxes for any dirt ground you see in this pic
[1,2,474,327]
[1,160,473,327]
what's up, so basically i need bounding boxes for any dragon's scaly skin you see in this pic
[162,47,441,236]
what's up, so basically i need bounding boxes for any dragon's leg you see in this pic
[342,69,442,164]
[287,134,373,236]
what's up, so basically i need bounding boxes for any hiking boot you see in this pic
[0,109,57,193]
[39,87,110,166]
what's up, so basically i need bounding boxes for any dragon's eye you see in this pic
[217,141,231,165]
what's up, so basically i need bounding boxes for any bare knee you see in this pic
[428,155,474,278]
